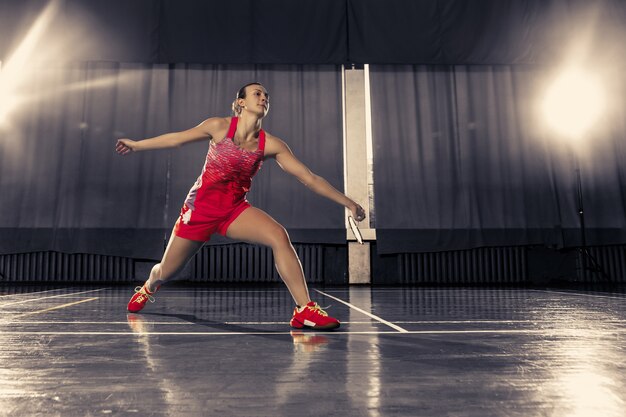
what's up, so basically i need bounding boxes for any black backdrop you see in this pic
[1,0,626,65]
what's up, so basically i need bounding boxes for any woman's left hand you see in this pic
[350,203,366,222]
[115,138,137,155]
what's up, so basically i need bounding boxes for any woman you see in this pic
[115,82,365,330]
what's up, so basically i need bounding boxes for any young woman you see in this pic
[115,82,365,330]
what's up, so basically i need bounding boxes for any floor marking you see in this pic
[0,288,69,298]
[395,320,535,324]
[14,297,99,318]
[0,288,108,307]
[2,319,588,325]
[2,328,626,336]
[2,320,290,325]
[3,319,626,327]
[220,321,384,325]
[156,289,290,293]
[4,320,201,325]
[531,289,626,300]
[314,289,409,333]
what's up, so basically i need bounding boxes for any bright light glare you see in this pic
[0,0,60,125]
[542,68,605,139]
[0,91,22,126]
[0,0,127,128]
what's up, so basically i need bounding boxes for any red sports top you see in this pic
[184,117,265,213]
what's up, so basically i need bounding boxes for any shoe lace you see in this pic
[134,286,155,303]
[308,302,331,316]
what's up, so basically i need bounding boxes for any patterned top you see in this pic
[184,117,266,213]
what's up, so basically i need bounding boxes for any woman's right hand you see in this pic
[115,139,137,155]
[349,203,366,222]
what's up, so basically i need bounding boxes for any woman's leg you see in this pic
[144,231,205,292]
[128,229,205,312]
[225,207,310,306]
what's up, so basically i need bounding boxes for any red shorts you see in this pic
[173,200,250,242]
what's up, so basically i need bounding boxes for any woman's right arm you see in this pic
[115,117,227,155]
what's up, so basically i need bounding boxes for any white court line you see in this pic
[0,288,72,298]
[2,319,586,325]
[1,320,191,325]
[14,297,100,318]
[0,319,562,325]
[0,320,391,325]
[156,289,289,293]
[0,330,552,336]
[314,289,408,333]
[531,289,626,300]
[3,328,626,336]
[0,288,109,307]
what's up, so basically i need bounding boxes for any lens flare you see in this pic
[0,0,129,129]
[0,0,61,126]
[542,68,605,139]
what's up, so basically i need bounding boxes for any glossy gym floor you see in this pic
[0,284,625,417]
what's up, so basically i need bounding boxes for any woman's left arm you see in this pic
[267,135,366,221]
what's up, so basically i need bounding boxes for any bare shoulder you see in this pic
[197,117,230,141]
[264,132,289,157]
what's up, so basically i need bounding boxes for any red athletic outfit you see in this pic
[173,117,265,241]
[129,116,341,329]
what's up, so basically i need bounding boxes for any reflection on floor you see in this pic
[0,284,625,416]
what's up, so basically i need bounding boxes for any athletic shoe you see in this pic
[127,285,156,313]
[290,301,340,330]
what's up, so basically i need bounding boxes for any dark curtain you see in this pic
[0,0,348,64]
[0,63,344,259]
[159,0,347,64]
[347,0,626,65]
[2,0,626,65]
[371,65,626,254]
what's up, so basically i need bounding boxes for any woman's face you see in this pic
[239,85,270,117]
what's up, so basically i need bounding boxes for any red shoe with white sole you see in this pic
[290,301,340,330]
[127,285,157,313]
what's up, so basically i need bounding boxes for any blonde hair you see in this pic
[231,82,266,116]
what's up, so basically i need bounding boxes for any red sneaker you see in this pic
[127,285,156,313]
[290,301,340,330]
